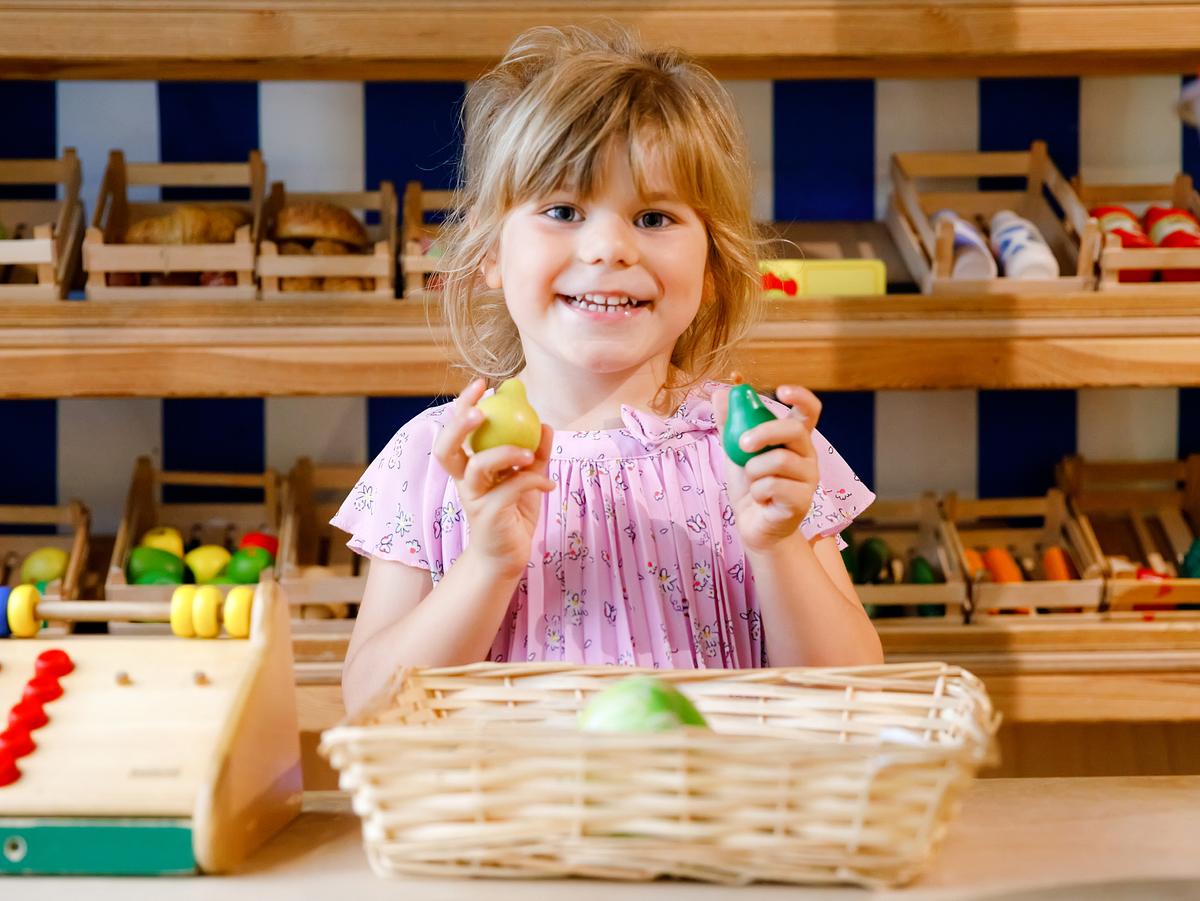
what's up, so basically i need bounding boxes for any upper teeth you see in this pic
[569,294,637,306]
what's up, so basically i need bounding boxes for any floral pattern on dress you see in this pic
[330,383,875,669]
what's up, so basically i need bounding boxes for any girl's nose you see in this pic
[578,213,639,267]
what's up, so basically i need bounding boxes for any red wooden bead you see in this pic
[35,648,75,679]
[0,727,34,759]
[8,700,48,731]
[23,676,63,705]
[0,750,19,787]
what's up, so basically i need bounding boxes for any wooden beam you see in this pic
[2,2,1200,80]
[2,296,1200,396]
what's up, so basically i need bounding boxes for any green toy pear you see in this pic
[469,379,542,453]
[722,374,781,467]
[578,677,708,733]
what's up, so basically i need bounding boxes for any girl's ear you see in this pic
[481,244,502,290]
[702,265,716,304]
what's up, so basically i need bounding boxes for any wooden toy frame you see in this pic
[278,457,365,621]
[106,456,280,604]
[887,140,1100,295]
[0,501,89,602]
[258,180,397,301]
[1057,455,1200,611]
[0,149,85,301]
[83,150,266,301]
[399,179,454,299]
[1072,173,1200,292]
[0,580,301,875]
[943,489,1105,621]
[846,494,967,621]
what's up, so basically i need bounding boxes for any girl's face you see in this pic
[483,142,708,380]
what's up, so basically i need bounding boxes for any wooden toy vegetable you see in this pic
[470,379,542,453]
[1041,546,1076,581]
[983,547,1023,583]
[722,374,780,467]
[578,677,708,732]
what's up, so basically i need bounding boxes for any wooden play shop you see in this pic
[1,0,1200,895]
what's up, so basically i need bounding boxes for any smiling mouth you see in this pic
[556,293,652,315]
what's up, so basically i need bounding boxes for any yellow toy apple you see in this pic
[140,525,184,560]
[469,379,542,453]
[184,544,232,584]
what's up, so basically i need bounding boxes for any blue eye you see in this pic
[544,205,579,222]
[637,211,671,229]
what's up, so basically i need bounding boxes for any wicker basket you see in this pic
[320,662,999,887]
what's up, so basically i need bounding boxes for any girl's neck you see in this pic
[517,356,680,432]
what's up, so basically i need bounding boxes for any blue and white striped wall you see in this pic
[2,75,1199,531]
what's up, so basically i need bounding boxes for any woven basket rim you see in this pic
[320,722,994,764]
[322,660,999,766]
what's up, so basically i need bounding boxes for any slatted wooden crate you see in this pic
[1072,173,1200,291]
[1057,455,1200,611]
[279,457,366,623]
[886,140,1100,294]
[842,494,967,622]
[84,150,266,301]
[943,489,1105,621]
[0,501,89,602]
[399,180,454,299]
[258,181,397,301]
[106,456,281,604]
[0,149,85,300]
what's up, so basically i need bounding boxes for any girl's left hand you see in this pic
[714,384,822,553]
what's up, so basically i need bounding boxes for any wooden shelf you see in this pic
[2,1,1200,80]
[6,294,1200,397]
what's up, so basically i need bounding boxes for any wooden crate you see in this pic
[1058,455,1200,611]
[399,179,454,299]
[279,457,366,622]
[258,181,397,301]
[842,494,967,622]
[83,149,265,301]
[943,490,1106,621]
[886,140,1100,295]
[1072,173,1200,292]
[0,149,85,300]
[106,456,281,604]
[0,501,89,601]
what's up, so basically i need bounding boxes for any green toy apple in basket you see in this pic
[579,676,708,732]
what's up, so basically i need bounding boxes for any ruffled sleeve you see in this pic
[328,402,462,578]
[759,395,876,550]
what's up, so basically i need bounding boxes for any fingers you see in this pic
[748,473,810,514]
[481,470,557,510]
[775,384,822,430]
[461,444,538,496]
[743,446,817,485]
[433,378,488,479]
[738,414,815,459]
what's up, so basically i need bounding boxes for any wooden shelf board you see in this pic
[5,294,1200,396]
[1,1,1200,80]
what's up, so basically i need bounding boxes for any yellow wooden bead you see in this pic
[8,584,40,638]
[222,585,254,639]
[169,585,196,638]
[191,586,222,639]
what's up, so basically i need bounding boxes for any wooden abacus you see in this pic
[0,580,300,874]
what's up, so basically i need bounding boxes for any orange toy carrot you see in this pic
[962,547,986,580]
[1041,546,1077,581]
[983,547,1024,583]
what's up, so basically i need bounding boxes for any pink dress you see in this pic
[330,383,874,668]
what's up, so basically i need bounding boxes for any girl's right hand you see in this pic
[433,378,556,578]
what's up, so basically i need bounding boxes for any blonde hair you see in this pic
[439,23,761,400]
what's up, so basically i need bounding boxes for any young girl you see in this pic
[334,24,882,713]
